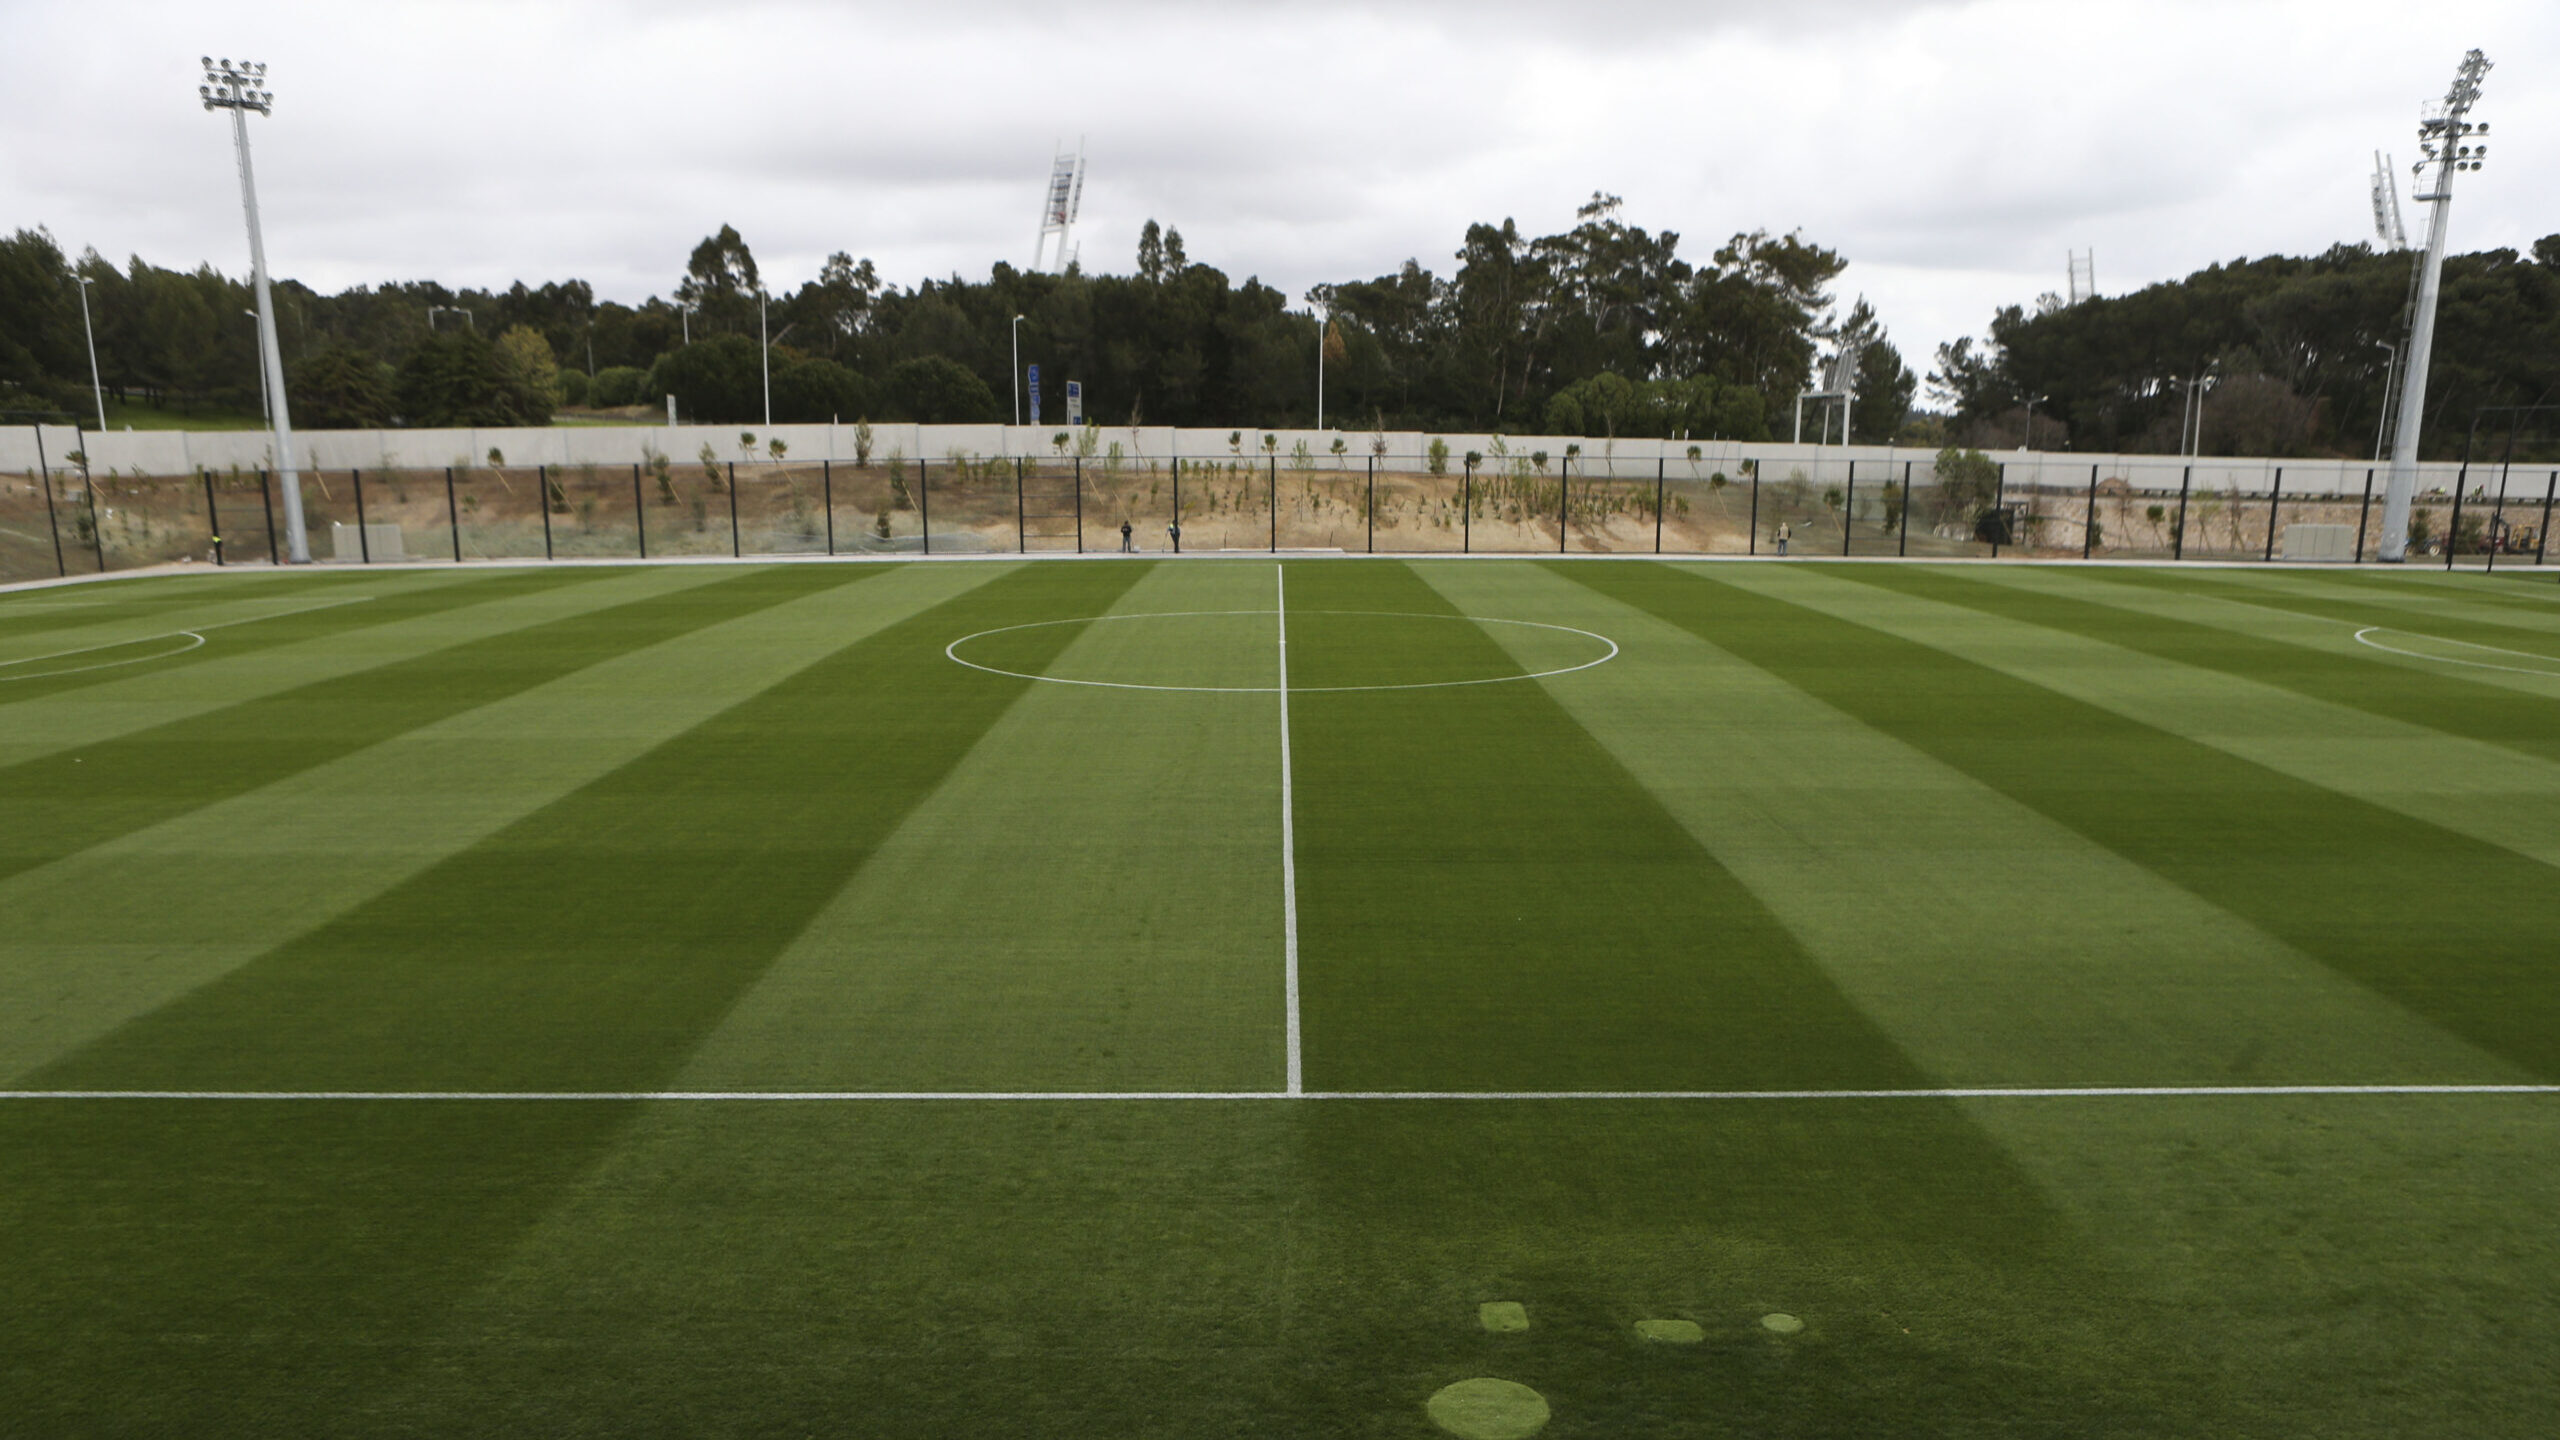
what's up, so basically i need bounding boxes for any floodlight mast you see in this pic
[200,57,309,563]
[2378,49,2491,563]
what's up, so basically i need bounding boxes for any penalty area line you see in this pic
[3,1085,2555,1102]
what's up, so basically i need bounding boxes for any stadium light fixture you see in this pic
[2378,49,2493,562]
[200,55,309,562]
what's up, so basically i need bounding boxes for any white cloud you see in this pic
[4,0,2553,372]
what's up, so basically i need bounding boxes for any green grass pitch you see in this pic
[3,555,2558,1436]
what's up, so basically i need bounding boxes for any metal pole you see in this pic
[1558,454,1570,553]
[2172,466,2192,560]
[1072,456,1083,553]
[2264,467,2282,562]
[758,290,771,429]
[443,467,458,563]
[216,88,310,563]
[1462,458,1472,553]
[1368,455,1376,554]
[353,468,369,562]
[1015,457,1027,553]
[2083,463,2099,560]
[2445,460,2469,571]
[34,426,65,575]
[1748,469,1759,555]
[538,464,554,561]
[1170,460,1179,552]
[1270,454,1278,552]
[1841,461,1855,557]
[1654,457,1664,554]
[76,276,107,431]
[726,461,742,557]
[2540,470,2557,566]
[633,463,649,559]
[202,469,222,567]
[2356,467,2375,562]
[919,458,931,555]
[2379,55,2490,562]
[1990,462,2007,559]
[2486,429,2512,573]
[1899,460,1913,557]
[823,460,835,556]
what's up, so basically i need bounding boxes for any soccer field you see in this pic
[4,555,2558,1436]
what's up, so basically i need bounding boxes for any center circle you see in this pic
[944,610,1618,694]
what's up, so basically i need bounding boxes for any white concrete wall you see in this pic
[3,420,2521,500]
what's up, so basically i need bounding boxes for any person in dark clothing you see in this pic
[1120,519,1134,552]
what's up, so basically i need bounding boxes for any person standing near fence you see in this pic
[1775,521,1791,556]
[1120,519,1134,552]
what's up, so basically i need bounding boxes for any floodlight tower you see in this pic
[2377,49,2492,563]
[1033,142,1086,275]
[2369,152,2409,250]
[200,57,309,563]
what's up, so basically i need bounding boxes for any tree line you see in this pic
[1928,236,2560,460]
[0,195,1918,442]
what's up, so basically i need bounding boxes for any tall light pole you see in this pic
[2379,49,2492,563]
[1315,303,1327,431]
[244,309,269,424]
[1010,314,1026,427]
[200,58,308,562]
[75,274,106,431]
[758,286,772,428]
[680,301,696,345]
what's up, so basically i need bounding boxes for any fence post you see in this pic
[633,463,649,560]
[2172,466,2192,560]
[823,460,835,556]
[1900,460,1913,557]
[1170,460,1180,552]
[1073,457,1083,553]
[2082,463,2099,560]
[1462,458,1473,553]
[1015,457,1027,553]
[37,430,65,576]
[261,468,280,566]
[538,464,555,561]
[2539,470,2556,566]
[352,468,370,562]
[1655,457,1665,554]
[919,458,931,555]
[1988,463,2006,559]
[2263,467,2283,562]
[1269,454,1278,552]
[2445,463,2469,571]
[1841,461,1855,557]
[1558,454,1570,553]
[2355,466,2374,563]
[727,462,741,558]
[441,467,459,563]
[1748,468,1759,555]
[1368,455,1376,553]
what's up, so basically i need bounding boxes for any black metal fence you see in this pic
[6,451,2553,586]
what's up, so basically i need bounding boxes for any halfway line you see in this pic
[1277,563,1303,1096]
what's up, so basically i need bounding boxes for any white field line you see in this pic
[0,594,375,681]
[2352,625,2560,676]
[2,1085,2555,1102]
[942,609,1617,694]
[1277,564,1303,1096]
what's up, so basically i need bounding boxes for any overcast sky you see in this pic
[5,0,2553,377]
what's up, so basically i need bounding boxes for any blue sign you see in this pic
[1065,380,1083,425]
[1026,363,1041,425]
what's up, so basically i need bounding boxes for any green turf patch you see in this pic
[1565,561,2560,1078]
[1286,560,1941,1092]
[1839,565,2560,766]
[1635,1318,1702,1343]
[1428,1377,1550,1437]
[1480,1300,1530,1332]
[0,566,844,886]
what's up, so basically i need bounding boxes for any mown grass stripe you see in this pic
[0,566,854,886]
[0,568,564,706]
[2108,567,2560,651]
[0,570,371,644]
[1573,561,2560,1079]
[1839,565,2560,766]
[0,561,1144,1434]
[1286,559,1940,1092]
